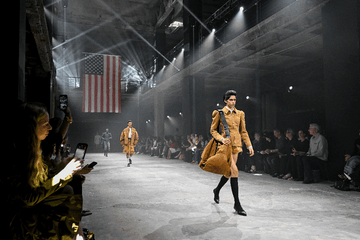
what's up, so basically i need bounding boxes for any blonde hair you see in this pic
[29,114,49,188]
[16,103,49,188]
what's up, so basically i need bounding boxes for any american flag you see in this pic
[82,53,121,113]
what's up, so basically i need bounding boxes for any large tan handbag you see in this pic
[199,110,232,176]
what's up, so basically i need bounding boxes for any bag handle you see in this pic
[218,109,230,139]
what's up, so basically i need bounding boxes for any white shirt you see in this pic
[225,106,235,114]
[128,128,132,138]
[307,133,328,161]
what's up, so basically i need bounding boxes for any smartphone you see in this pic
[59,95,68,111]
[74,143,88,160]
[88,161,97,168]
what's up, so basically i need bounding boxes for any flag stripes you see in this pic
[82,53,121,113]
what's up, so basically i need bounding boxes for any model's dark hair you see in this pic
[223,90,237,101]
[127,120,132,123]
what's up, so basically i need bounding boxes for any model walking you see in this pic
[211,90,254,216]
[120,120,139,167]
[101,128,112,157]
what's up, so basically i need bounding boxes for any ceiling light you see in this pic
[169,21,183,28]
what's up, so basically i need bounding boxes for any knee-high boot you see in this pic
[213,176,229,204]
[230,177,247,216]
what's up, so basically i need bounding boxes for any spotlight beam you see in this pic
[56,40,130,71]
[177,0,224,46]
[52,18,114,50]
[176,0,211,33]
[98,0,180,72]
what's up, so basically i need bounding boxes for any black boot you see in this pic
[231,177,247,216]
[213,176,229,204]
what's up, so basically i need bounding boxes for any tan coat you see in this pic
[210,107,252,152]
[120,127,139,154]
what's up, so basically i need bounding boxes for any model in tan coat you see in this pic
[120,120,138,167]
[211,90,254,216]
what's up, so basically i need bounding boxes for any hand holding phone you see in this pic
[74,143,88,169]
[88,161,97,168]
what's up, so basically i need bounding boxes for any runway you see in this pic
[81,153,360,240]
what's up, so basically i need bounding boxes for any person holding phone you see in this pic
[102,128,112,157]
[120,120,139,167]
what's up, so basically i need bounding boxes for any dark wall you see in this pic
[322,0,360,177]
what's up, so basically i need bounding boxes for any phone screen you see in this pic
[59,95,68,111]
[74,143,88,161]
[75,148,85,160]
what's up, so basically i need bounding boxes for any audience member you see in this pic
[136,136,147,154]
[292,130,309,181]
[161,135,170,158]
[282,128,297,180]
[150,136,159,156]
[157,137,165,158]
[336,137,360,191]
[167,136,181,159]
[301,123,329,184]
[192,135,205,164]
[3,102,84,239]
[247,132,262,173]
[94,132,101,150]
[343,139,360,188]
[145,136,152,154]
[265,129,286,177]
[181,135,192,162]
[260,131,276,174]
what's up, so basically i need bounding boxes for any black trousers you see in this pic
[266,154,280,175]
[284,155,297,178]
[302,156,329,182]
[295,155,304,180]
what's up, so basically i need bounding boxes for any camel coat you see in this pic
[200,107,252,176]
[210,107,252,153]
[120,127,139,155]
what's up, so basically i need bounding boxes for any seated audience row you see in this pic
[245,124,328,184]
[136,134,208,163]
[135,124,359,191]
[245,124,360,191]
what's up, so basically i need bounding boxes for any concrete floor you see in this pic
[81,153,360,240]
